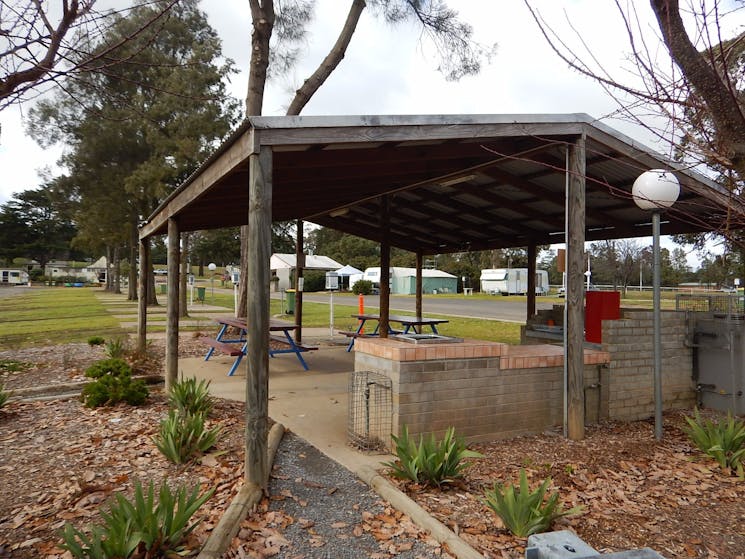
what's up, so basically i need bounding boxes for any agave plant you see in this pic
[384,425,482,488]
[484,468,582,537]
[684,408,745,477]
[60,480,214,558]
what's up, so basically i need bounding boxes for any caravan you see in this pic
[480,268,549,295]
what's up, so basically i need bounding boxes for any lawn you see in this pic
[0,287,125,349]
[0,287,523,346]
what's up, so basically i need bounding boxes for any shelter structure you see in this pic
[138,114,740,486]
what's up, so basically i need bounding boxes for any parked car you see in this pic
[721,285,737,293]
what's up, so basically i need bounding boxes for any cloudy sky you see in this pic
[0,1,725,264]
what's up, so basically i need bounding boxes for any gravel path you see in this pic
[227,432,451,559]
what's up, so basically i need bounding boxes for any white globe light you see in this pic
[208,262,217,271]
[632,169,680,210]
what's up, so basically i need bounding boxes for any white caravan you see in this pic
[480,268,549,295]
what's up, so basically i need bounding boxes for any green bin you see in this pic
[196,286,206,302]
[285,288,295,314]
[159,284,167,294]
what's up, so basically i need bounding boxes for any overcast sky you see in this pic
[0,1,728,265]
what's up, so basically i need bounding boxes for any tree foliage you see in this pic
[0,185,79,268]
[27,0,239,297]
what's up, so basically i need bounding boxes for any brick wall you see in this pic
[602,309,694,421]
[354,351,605,445]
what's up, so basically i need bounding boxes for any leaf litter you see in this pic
[1,342,744,558]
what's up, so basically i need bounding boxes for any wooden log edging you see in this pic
[197,422,285,559]
[356,465,483,559]
[7,375,164,401]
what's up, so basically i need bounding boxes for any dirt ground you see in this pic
[1,341,744,558]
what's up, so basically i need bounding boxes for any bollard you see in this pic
[358,294,365,333]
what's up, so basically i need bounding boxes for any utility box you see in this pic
[585,291,620,343]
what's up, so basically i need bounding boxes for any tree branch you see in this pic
[286,0,366,116]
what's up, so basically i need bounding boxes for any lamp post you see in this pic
[632,169,680,440]
[208,262,216,299]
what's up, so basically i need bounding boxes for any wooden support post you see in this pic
[137,237,149,354]
[245,145,272,489]
[295,219,304,344]
[165,217,180,391]
[379,196,391,338]
[566,135,586,441]
[527,242,537,320]
[416,251,423,319]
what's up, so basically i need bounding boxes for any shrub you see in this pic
[60,480,214,558]
[81,359,148,408]
[483,468,582,537]
[153,410,222,464]
[0,383,8,410]
[384,425,482,488]
[301,270,326,292]
[168,377,214,417]
[105,337,128,359]
[87,336,106,346]
[684,408,745,477]
[0,359,28,374]
[352,279,374,295]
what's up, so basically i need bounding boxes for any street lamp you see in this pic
[632,169,680,440]
[208,262,217,299]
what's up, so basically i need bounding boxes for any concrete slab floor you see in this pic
[177,344,394,473]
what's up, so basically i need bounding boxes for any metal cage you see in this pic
[347,371,392,452]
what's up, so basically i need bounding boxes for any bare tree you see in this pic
[524,1,745,189]
[0,0,178,111]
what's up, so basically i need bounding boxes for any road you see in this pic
[286,293,554,323]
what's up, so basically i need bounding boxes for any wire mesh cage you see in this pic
[676,293,745,314]
[347,371,392,452]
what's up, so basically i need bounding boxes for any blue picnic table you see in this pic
[341,313,450,352]
[202,316,317,376]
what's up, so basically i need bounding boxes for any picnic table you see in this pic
[339,313,450,352]
[201,316,317,376]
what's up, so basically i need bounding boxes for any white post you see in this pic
[329,289,334,337]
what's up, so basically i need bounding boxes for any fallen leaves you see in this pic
[0,395,247,559]
[390,411,745,558]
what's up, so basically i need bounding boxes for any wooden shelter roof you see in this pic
[140,114,738,253]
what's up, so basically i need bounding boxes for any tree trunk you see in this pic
[105,245,113,291]
[650,0,745,178]
[128,218,138,300]
[113,247,121,294]
[180,232,189,318]
[285,0,366,115]
[238,0,276,320]
[146,248,157,306]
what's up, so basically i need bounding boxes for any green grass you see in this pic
[0,287,521,348]
[0,287,125,349]
[273,300,522,344]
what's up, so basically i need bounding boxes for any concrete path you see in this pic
[178,339,393,473]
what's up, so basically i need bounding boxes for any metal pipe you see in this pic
[653,211,663,440]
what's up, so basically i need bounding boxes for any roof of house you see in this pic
[270,253,342,270]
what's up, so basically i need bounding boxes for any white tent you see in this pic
[335,264,363,290]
